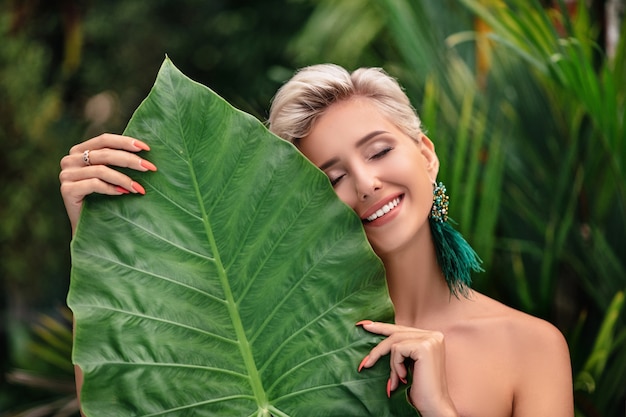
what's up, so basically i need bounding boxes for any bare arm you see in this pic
[512,320,574,416]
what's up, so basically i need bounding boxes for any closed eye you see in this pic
[330,174,345,186]
[370,147,393,160]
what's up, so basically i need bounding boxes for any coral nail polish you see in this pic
[386,379,392,398]
[358,355,369,372]
[132,139,150,151]
[356,320,373,326]
[131,181,146,195]
[115,186,130,194]
[140,159,157,171]
[400,376,407,384]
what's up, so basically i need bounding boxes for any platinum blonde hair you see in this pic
[268,64,423,146]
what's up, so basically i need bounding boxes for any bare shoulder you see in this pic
[460,291,569,358]
[460,291,574,416]
[474,292,567,351]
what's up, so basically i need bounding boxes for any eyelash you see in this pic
[328,147,393,186]
[330,175,345,186]
[370,147,393,160]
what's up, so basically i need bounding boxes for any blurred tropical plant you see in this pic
[459,0,625,312]
[3,307,78,416]
[456,1,625,414]
[571,291,625,416]
[0,3,84,411]
[291,0,625,415]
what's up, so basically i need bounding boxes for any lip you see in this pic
[361,194,404,226]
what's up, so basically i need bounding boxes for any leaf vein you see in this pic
[166,69,269,407]
[99,205,215,261]
[259,281,380,374]
[73,248,226,305]
[139,394,257,417]
[141,183,204,221]
[84,361,249,379]
[266,339,364,393]
[238,188,321,311]
[249,225,349,343]
[74,304,237,345]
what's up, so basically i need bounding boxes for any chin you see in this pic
[366,221,429,259]
[367,238,402,258]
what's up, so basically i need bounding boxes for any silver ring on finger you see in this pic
[83,149,91,166]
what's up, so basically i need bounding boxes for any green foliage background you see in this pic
[1,0,624,416]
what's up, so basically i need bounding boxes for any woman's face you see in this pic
[299,97,439,256]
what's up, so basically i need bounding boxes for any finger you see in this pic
[357,337,404,372]
[60,164,145,192]
[69,133,150,155]
[62,177,131,202]
[61,178,132,227]
[62,148,157,172]
[356,320,414,337]
[389,340,416,380]
[358,331,435,372]
[85,148,157,171]
[386,371,404,398]
[387,358,410,397]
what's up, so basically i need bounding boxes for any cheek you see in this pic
[390,156,433,205]
[334,185,357,210]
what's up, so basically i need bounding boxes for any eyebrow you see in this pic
[318,130,388,171]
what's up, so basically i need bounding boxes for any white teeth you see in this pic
[366,198,400,222]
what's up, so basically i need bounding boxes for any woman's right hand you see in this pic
[356,320,458,417]
[59,133,157,235]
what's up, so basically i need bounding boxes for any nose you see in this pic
[354,165,381,201]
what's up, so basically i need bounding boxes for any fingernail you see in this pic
[131,181,146,195]
[356,320,373,326]
[358,355,369,372]
[115,186,130,194]
[140,159,157,171]
[132,139,150,151]
[386,379,392,398]
[400,376,407,384]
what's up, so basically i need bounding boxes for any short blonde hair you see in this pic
[268,64,423,146]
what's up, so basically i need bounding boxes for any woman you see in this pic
[60,64,574,416]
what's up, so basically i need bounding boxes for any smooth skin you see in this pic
[299,97,574,417]
[59,134,156,234]
[60,98,574,416]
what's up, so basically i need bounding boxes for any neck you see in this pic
[378,228,463,328]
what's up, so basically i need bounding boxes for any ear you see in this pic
[419,134,439,181]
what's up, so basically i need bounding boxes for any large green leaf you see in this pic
[67,58,415,416]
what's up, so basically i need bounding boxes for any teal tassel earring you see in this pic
[429,181,483,297]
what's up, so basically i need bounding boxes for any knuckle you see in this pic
[68,144,81,155]
[59,181,74,195]
[431,331,444,342]
[59,155,71,169]
[423,332,444,350]
[94,133,108,142]
[86,177,101,187]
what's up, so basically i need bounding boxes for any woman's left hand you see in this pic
[356,320,458,417]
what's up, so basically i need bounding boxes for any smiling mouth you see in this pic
[364,196,402,223]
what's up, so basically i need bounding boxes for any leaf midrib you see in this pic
[164,68,270,413]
